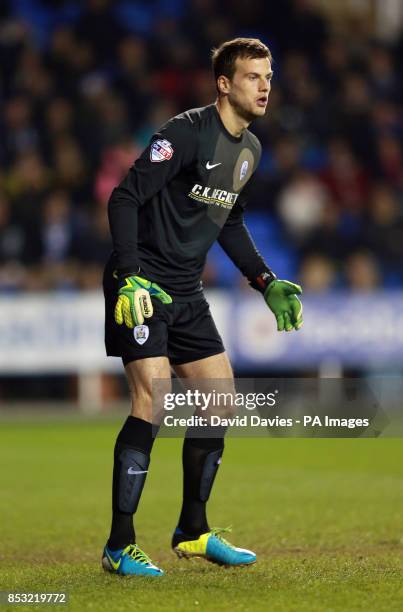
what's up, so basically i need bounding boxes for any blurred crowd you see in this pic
[1,0,403,294]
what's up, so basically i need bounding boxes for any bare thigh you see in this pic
[125,356,171,423]
[173,351,233,379]
[173,352,235,419]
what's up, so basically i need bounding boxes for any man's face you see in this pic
[223,56,272,120]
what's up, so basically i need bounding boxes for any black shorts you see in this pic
[103,260,225,365]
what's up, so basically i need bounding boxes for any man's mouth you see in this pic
[256,96,268,107]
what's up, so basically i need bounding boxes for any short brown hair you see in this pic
[211,37,272,90]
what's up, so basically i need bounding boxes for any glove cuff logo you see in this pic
[133,324,150,345]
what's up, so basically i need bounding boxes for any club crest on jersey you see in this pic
[240,160,249,181]
[150,139,174,162]
[134,325,149,345]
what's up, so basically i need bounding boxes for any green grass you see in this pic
[1,416,403,611]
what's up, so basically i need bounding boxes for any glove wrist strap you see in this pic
[117,266,141,280]
[250,270,277,294]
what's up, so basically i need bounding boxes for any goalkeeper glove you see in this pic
[114,272,172,329]
[265,279,303,332]
[253,271,303,332]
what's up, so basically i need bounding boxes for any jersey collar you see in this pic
[211,104,244,144]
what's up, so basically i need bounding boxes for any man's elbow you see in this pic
[108,185,141,212]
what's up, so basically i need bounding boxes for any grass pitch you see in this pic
[1,414,402,611]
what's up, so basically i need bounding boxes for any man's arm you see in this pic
[217,199,303,331]
[108,117,197,274]
[217,199,276,290]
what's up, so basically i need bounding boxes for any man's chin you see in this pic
[244,105,267,120]
[253,105,268,117]
[230,99,267,122]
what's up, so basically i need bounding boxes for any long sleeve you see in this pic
[217,191,274,289]
[108,117,197,272]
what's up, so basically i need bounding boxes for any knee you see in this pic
[130,384,153,405]
[130,382,172,423]
[129,385,153,420]
[212,387,237,419]
[220,402,237,419]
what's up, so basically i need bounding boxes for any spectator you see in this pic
[320,139,369,211]
[300,253,337,292]
[345,251,381,291]
[277,170,328,241]
[0,0,402,292]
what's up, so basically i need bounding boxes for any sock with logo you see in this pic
[107,416,156,550]
[173,428,225,546]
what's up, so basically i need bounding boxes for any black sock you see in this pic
[176,428,225,542]
[107,416,156,550]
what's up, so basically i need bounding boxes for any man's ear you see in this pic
[217,75,231,95]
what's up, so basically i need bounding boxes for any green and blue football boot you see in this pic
[102,543,164,576]
[172,527,256,566]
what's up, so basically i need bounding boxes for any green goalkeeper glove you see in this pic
[114,274,172,329]
[264,279,303,332]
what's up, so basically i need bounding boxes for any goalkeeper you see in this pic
[102,37,303,577]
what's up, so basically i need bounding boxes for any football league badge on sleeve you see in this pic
[134,325,149,345]
[150,139,174,162]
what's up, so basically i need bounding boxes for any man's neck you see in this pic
[215,98,250,138]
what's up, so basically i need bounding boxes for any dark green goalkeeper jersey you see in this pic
[107,103,272,300]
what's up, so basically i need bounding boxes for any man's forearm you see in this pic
[108,182,140,273]
[217,219,275,290]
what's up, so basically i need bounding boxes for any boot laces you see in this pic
[124,544,153,565]
[210,526,234,548]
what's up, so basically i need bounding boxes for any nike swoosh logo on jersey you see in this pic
[127,467,148,475]
[206,161,222,169]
